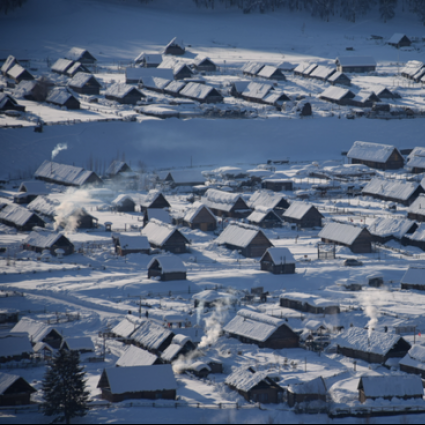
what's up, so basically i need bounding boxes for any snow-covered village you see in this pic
[2,0,425,423]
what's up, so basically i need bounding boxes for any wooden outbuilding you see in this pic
[319,222,373,254]
[14,80,50,102]
[148,255,187,281]
[401,267,425,291]
[287,377,327,409]
[407,148,425,174]
[7,65,34,84]
[260,247,296,275]
[157,169,206,188]
[401,61,425,82]
[61,337,95,354]
[24,230,75,256]
[46,89,80,110]
[193,56,217,72]
[0,203,44,232]
[408,195,425,222]
[68,73,102,95]
[139,191,171,212]
[65,47,97,66]
[144,209,172,226]
[257,66,286,81]
[59,207,98,230]
[0,335,33,364]
[347,141,404,171]
[250,191,290,217]
[388,33,412,48]
[51,58,75,75]
[282,202,323,228]
[164,38,185,56]
[12,318,63,349]
[335,56,377,73]
[223,309,299,350]
[0,373,36,407]
[105,83,144,105]
[116,345,161,368]
[111,195,136,212]
[404,224,425,251]
[247,208,283,228]
[134,53,163,68]
[369,217,417,244]
[0,93,25,112]
[116,235,150,257]
[142,219,189,254]
[180,83,223,104]
[202,189,251,218]
[335,327,411,364]
[183,202,216,231]
[261,179,293,192]
[400,345,425,379]
[14,181,49,204]
[106,161,133,178]
[161,335,196,363]
[173,63,193,80]
[242,62,266,77]
[319,86,356,105]
[215,222,273,258]
[328,71,351,86]
[280,293,340,315]
[309,65,336,82]
[348,90,381,108]
[97,365,177,403]
[226,366,284,404]
[294,63,318,77]
[66,62,91,77]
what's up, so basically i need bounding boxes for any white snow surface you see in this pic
[116,345,158,367]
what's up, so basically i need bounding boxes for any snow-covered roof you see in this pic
[408,224,425,242]
[66,62,89,76]
[0,204,39,227]
[401,267,425,286]
[162,169,205,185]
[288,377,327,395]
[347,141,400,163]
[173,62,192,75]
[242,82,273,100]
[193,55,215,67]
[65,47,95,62]
[402,61,425,78]
[118,235,150,251]
[335,327,405,357]
[0,335,33,359]
[105,83,142,99]
[51,58,74,73]
[407,345,425,364]
[11,318,60,344]
[187,362,211,373]
[111,317,142,339]
[134,52,163,65]
[192,290,237,304]
[164,80,186,94]
[281,292,338,308]
[223,309,286,343]
[68,73,100,89]
[184,202,215,224]
[388,33,410,44]
[0,373,34,395]
[247,208,282,224]
[139,191,168,208]
[369,217,416,239]
[46,88,76,106]
[257,66,281,79]
[142,77,171,91]
[148,254,186,274]
[35,161,101,187]
[407,148,425,171]
[62,337,95,352]
[242,62,265,75]
[352,90,380,104]
[142,219,188,247]
[14,80,38,99]
[112,194,134,206]
[226,366,275,393]
[319,222,365,245]
[310,65,336,80]
[161,344,183,362]
[19,181,49,194]
[327,71,350,83]
[278,61,296,71]
[408,195,425,216]
[28,196,60,217]
[320,86,353,101]
[180,83,221,100]
[130,320,173,351]
[166,37,184,49]
[145,209,172,224]
[101,365,177,394]
[7,64,31,80]
[116,345,158,367]
[24,230,67,249]
[283,202,316,220]
[363,178,419,201]
[261,247,295,264]
[359,374,423,398]
[263,91,289,105]
[336,56,377,67]
[1,55,18,74]
[215,222,270,249]
[202,189,247,213]
[107,161,131,176]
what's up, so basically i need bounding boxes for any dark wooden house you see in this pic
[147,255,187,281]
[336,56,377,73]
[173,63,193,80]
[319,86,356,105]
[388,33,412,48]
[261,247,296,275]
[0,335,33,364]
[139,191,170,213]
[106,161,133,179]
[0,203,45,232]
[68,73,102,95]
[226,367,284,404]
[111,195,136,212]
[328,71,351,86]
[66,61,91,77]
[257,66,286,81]
[407,148,425,174]
[193,56,217,72]
[134,53,163,68]
[46,89,80,110]
[249,191,290,217]
[347,141,404,171]
[105,83,144,105]
[242,62,265,77]
[280,293,340,315]
[261,179,293,192]
[164,38,185,56]
[116,235,150,257]
[287,377,327,409]
[65,47,97,66]
[369,217,418,244]
[400,346,425,379]
[7,65,34,84]
[51,58,75,75]
[180,83,223,104]
[14,80,50,102]
[0,374,36,407]
[183,202,217,231]
[358,375,422,404]
[223,309,299,350]
[216,222,273,258]
[335,327,411,364]
[97,365,177,403]
[61,337,95,354]
[202,189,251,218]
[408,195,425,222]
[116,345,161,368]
[59,208,98,230]
[161,335,196,363]
[319,223,373,254]
[247,208,283,229]
[24,230,75,256]
[12,318,63,349]
[0,93,25,112]
[142,219,189,254]
[282,202,323,228]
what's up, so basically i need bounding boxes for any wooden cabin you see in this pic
[12,318,63,349]
[1,55,19,76]
[180,83,223,104]
[161,335,196,363]
[202,189,251,218]
[164,80,186,97]
[401,267,425,291]
[407,148,425,174]
[51,58,75,75]
[105,83,143,105]
[402,61,425,81]
[404,224,425,251]
[216,222,273,258]
[358,375,422,404]
[388,33,412,48]
[7,65,34,84]
[139,191,170,212]
[347,141,404,171]
[400,346,425,379]
[59,208,98,230]
[257,66,286,81]
[142,219,189,254]
[319,86,356,105]
[247,208,283,229]
[24,230,75,256]
[348,90,381,108]
[369,217,418,244]
[282,202,323,228]
[193,56,217,72]
[335,327,411,364]
[15,80,50,102]
[173,63,193,80]
[335,56,377,73]
[164,38,185,56]
[287,377,327,409]
[249,191,290,217]
[260,247,296,275]
[111,195,136,212]
[183,202,216,232]
[319,223,373,254]
[157,169,206,188]
[144,209,172,226]
[97,366,177,403]
[116,345,161,368]
[65,47,97,66]
[309,65,336,82]
[66,62,91,77]
[0,93,25,112]
[0,335,33,364]
[134,53,163,68]
[46,89,80,110]
[14,181,49,204]
[106,161,133,178]
[223,309,299,350]
[408,195,425,222]
[147,255,187,281]
[130,320,174,354]
[242,62,265,77]
[61,337,95,354]
[116,235,150,257]
[0,374,36,407]
[261,179,293,192]
[0,203,45,232]
[280,293,340,315]
[328,71,351,86]
[68,73,102,95]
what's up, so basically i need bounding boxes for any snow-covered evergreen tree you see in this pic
[42,350,89,425]
[0,0,27,15]
[379,0,397,21]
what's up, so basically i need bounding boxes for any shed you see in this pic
[58,207,98,230]
[134,53,163,68]
[242,62,266,77]
[335,327,411,364]
[388,33,412,48]
[97,365,177,403]
[257,66,286,81]
[372,86,397,99]
[261,179,293,192]
[12,318,63,349]
[66,62,91,78]
[247,208,283,229]
[139,191,170,212]
[280,293,340,315]
[287,377,327,408]
[223,309,299,350]
[309,66,336,81]
[193,290,237,309]
[51,58,75,75]
[400,345,425,379]
[116,345,161,367]
[319,222,373,254]
[61,337,95,354]
[0,203,45,231]
[0,373,36,407]
[1,55,19,76]
[68,73,102,95]
[202,189,251,218]
[368,217,417,244]
[14,181,49,204]
[229,81,250,98]
[282,202,323,228]
[263,90,290,108]
[111,195,135,212]
[363,178,424,206]
[408,195,425,222]
[260,247,296,275]
[319,86,355,105]
[193,56,217,72]
[46,89,80,110]
[250,191,290,216]
[14,80,49,102]
[173,63,193,80]
[349,90,381,108]
[335,56,377,73]
[142,219,189,254]
[407,148,425,174]
[183,202,216,231]
[358,374,422,403]
[116,235,150,257]
[347,141,404,171]
[328,71,351,86]
[65,47,97,65]
[23,230,74,256]
[405,224,425,251]
[0,93,25,112]
[164,38,185,56]
[294,63,318,77]
[401,61,425,82]
[0,335,33,364]
[241,82,274,104]
[158,169,206,188]
[130,320,174,353]
[215,222,273,258]
[35,161,103,187]
[401,267,425,291]
[180,83,223,104]
[161,335,195,363]
[7,65,34,84]
[106,161,133,178]
[125,67,173,86]
[164,80,186,97]
[226,366,284,404]
[148,255,187,281]
[105,83,144,104]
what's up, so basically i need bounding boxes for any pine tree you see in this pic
[0,0,28,15]
[42,350,89,425]
[379,0,397,21]
[408,0,425,24]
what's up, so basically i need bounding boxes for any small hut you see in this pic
[0,374,36,407]
[7,65,34,84]
[66,62,91,78]
[164,38,185,56]
[12,318,63,349]
[407,148,425,174]
[173,63,193,80]
[139,191,171,212]
[247,208,283,229]
[46,89,80,110]
[24,230,75,256]
[242,62,265,77]
[106,161,133,178]
[400,345,425,379]
[51,58,75,75]
[202,189,251,218]
[14,181,49,204]
[116,346,161,368]
[260,247,296,275]
[142,219,189,254]
[0,93,25,112]
[161,335,196,364]
[105,83,144,105]
[335,56,377,73]
[1,55,19,76]
[61,337,95,354]
[183,202,217,232]
[0,203,45,232]
[68,73,102,95]
[287,377,327,409]
[111,195,136,212]
[328,71,351,86]
[193,56,217,72]
[388,33,412,48]
[65,47,97,66]
[147,255,187,281]
[116,235,150,257]
[309,65,336,81]
[368,217,417,244]
[59,207,98,230]
[282,202,323,228]
[405,224,425,251]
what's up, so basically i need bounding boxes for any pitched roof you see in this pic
[319,222,366,246]
[388,33,410,44]
[280,292,338,308]
[130,320,173,351]
[107,161,132,176]
[164,80,186,94]
[310,66,336,80]
[46,89,78,106]
[257,66,283,79]
[363,178,420,201]
[105,83,142,99]
[142,219,188,247]
[148,255,186,273]
[161,344,184,363]
[118,235,150,251]
[401,267,425,286]
[320,86,354,101]
[226,366,276,392]
[62,337,95,352]
[166,37,184,49]
[242,62,265,75]
[261,247,295,264]
[116,345,158,367]
[11,318,60,344]
[145,209,172,224]
[180,83,221,100]
[184,202,215,224]
[7,64,33,80]
[68,73,101,89]
[65,47,96,62]
[28,195,60,217]
[242,82,273,100]
[24,230,67,249]
[408,194,425,216]
[161,169,205,185]
[112,194,135,206]
[328,71,350,83]
[347,141,400,163]
[369,217,416,239]
[215,222,270,249]
[283,202,318,220]
[66,62,90,76]
[247,208,282,224]
[193,56,215,67]
[0,335,33,359]
[359,374,423,398]
[288,377,327,395]
[0,204,40,227]
[402,61,425,78]
[139,191,169,208]
[134,52,163,65]
[250,192,288,210]
[407,148,425,171]
[408,223,425,242]
[0,373,35,395]
[111,317,142,339]
[1,55,18,74]
[202,189,248,213]
[51,58,74,73]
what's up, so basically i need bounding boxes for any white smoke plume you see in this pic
[52,143,68,160]
[365,305,380,338]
